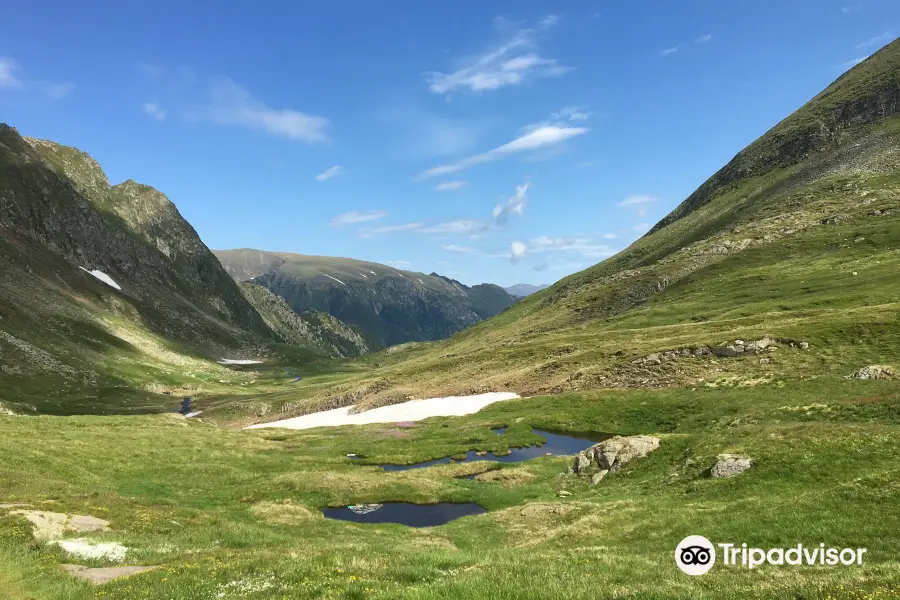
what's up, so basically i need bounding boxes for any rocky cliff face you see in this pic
[215,249,515,349]
[651,38,900,234]
[0,126,271,351]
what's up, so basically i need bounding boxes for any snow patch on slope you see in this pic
[321,273,347,286]
[217,359,263,365]
[245,392,521,430]
[78,267,122,290]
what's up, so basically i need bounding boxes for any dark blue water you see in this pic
[491,426,508,434]
[322,502,487,527]
[378,429,610,472]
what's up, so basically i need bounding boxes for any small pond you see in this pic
[322,502,487,527]
[377,428,610,472]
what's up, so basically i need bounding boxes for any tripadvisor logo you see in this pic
[675,536,867,576]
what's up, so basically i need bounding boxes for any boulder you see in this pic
[744,337,777,353]
[556,490,572,498]
[590,470,609,486]
[850,365,894,380]
[592,436,661,471]
[711,454,753,478]
[712,345,743,357]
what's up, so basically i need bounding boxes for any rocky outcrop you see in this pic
[849,365,894,380]
[711,454,753,478]
[571,435,661,483]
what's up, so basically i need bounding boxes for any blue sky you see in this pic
[1,1,897,287]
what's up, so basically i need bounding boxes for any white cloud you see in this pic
[316,165,347,182]
[0,58,71,99]
[331,210,387,227]
[551,106,590,121]
[856,32,894,48]
[659,44,683,56]
[602,233,617,240]
[510,241,527,262]
[838,56,870,70]
[841,5,861,14]
[436,180,467,192]
[528,236,615,258]
[197,78,329,142]
[416,125,588,179]
[0,58,22,88]
[493,182,530,224]
[143,101,166,121]
[359,222,424,237]
[695,34,713,44]
[618,195,657,207]
[418,220,488,235]
[425,16,570,95]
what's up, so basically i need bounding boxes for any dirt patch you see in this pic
[9,510,109,541]
[63,564,157,584]
[475,468,537,487]
[0,503,31,509]
[250,500,320,525]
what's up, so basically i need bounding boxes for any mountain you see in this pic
[237,282,369,357]
[243,39,900,415]
[214,249,516,348]
[0,127,367,413]
[504,283,550,297]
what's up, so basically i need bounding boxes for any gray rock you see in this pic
[348,504,383,515]
[711,454,753,478]
[573,452,591,474]
[850,365,894,380]
[799,341,809,350]
[745,337,777,353]
[693,346,711,356]
[759,358,771,364]
[590,470,609,486]
[712,345,742,357]
[556,490,572,498]
[592,435,660,471]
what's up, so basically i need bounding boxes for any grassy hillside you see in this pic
[220,40,900,424]
[215,249,515,348]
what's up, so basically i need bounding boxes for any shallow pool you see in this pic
[322,502,487,527]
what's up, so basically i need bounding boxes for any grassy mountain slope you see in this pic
[238,282,369,358]
[214,249,516,348]
[224,40,900,423]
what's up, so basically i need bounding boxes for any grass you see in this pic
[1,379,899,598]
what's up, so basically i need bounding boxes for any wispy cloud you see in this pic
[0,57,71,99]
[418,220,488,235]
[436,180,467,192]
[695,34,713,44]
[528,236,615,258]
[415,125,587,180]
[856,32,894,48]
[0,58,22,88]
[359,222,425,237]
[838,55,870,70]
[330,210,387,227]
[195,78,329,142]
[618,194,658,218]
[316,165,347,182]
[493,182,530,225]
[659,44,683,56]
[142,100,166,121]
[443,244,510,258]
[552,105,590,121]
[425,16,571,95]
[841,5,861,14]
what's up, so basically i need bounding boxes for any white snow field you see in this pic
[78,267,122,290]
[217,359,264,365]
[245,392,521,430]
